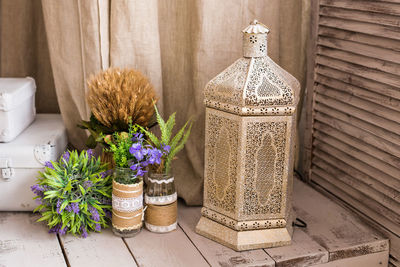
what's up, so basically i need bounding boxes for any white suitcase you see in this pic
[0,77,36,142]
[0,114,68,211]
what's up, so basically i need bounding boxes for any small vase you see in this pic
[112,167,143,237]
[144,171,177,233]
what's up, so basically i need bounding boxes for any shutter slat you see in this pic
[313,148,400,202]
[314,95,400,141]
[320,6,400,28]
[315,75,400,111]
[312,167,400,228]
[314,107,400,159]
[311,172,400,236]
[317,36,400,64]
[316,85,400,124]
[317,46,400,77]
[313,142,400,192]
[318,26,400,52]
[316,65,400,100]
[316,55,400,87]
[320,0,400,16]
[314,121,400,170]
[317,55,400,88]
[313,129,400,179]
[313,156,400,212]
[319,16,400,40]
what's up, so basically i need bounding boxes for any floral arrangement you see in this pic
[32,150,112,237]
[139,105,192,174]
[78,68,157,148]
[104,123,172,184]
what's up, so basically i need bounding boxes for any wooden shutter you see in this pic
[303,1,400,265]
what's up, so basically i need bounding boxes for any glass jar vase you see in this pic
[112,167,143,237]
[144,172,177,233]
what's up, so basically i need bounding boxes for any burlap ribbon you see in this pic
[145,201,177,227]
[112,180,143,231]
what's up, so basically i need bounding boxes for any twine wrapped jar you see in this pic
[112,167,144,237]
[144,172,177,233]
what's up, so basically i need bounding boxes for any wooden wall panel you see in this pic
[303,1,400,266]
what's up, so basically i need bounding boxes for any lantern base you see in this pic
[196,216,293,251]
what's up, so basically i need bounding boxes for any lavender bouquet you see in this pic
[32,150,112,238]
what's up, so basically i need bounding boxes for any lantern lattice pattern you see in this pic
[196,20,300,251]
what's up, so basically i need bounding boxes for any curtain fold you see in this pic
[0,0,58,113]
[1,0,309,205]
[42,0,109,149]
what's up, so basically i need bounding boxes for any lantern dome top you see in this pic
[204,20,300,116]
[242,20,270,34]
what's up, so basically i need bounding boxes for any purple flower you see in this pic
[56,199,62,214]
[83,180,93,189]
[95,223,101,231]
[65,205,72,212]
[130,164,138,171]
[49,223,67,235]
[87,149,94,159]
[44,161,54,170]
[137,168,146,177]
[70,202,80,214]
[130,143,142,152]
[59,226,67,235]
[49,224,60,234]
[80,226,88,238]
[31,184,45,197]
[62,151,70,162]
[162,144,171,153]
[88,205,100,222]
[148,148,163,165]
[35,198,43,205]
[130,143,148,161]
[132,133,143,142]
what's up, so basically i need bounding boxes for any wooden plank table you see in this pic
[0,177,389,267]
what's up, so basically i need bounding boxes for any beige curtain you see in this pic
[0,0,58,113]
[2,0,310,205]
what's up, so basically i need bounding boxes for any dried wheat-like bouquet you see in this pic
[87,68,157,129]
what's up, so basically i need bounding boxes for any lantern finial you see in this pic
[242,20,269,58]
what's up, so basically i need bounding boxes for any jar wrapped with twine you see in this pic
[144,171,177,233]
[112,167,144,237]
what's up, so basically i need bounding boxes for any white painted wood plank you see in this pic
[60,228,136,267]
[265,229,329,267]
[314,250,389,267]
[293,178,389,261]
[178,202,275,267]
[125,223,209,267]
[0,212,66,267]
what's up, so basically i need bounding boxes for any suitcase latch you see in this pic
[0,158,14,181]
[1,168,15,180]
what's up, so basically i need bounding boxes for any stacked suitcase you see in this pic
[0,78,68,211]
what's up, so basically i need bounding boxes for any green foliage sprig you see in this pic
[139,105,193,174]
[78,113,157,149]
[103,124,141,168]
[32,150,112,238]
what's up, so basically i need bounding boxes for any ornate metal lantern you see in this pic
[196,20,300,251]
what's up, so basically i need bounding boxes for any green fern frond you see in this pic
[162,112,176,144]
[169,119,190,151]
[154,105,166,135]
[165,121,193,174]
